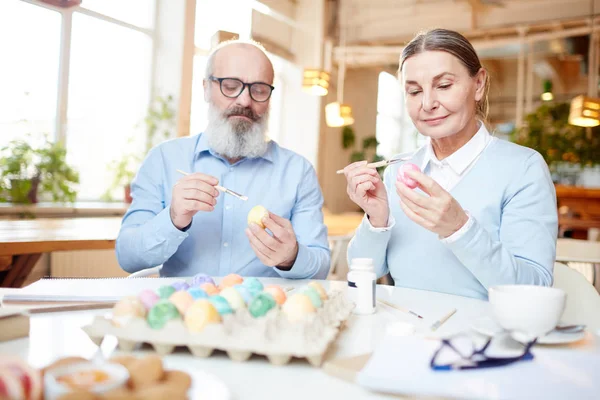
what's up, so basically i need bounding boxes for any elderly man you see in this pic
[116,40,330,279]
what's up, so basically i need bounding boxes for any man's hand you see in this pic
[170,173,219,230]
[245,212,298,269]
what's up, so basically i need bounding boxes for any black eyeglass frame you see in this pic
[209,76,275,103]
[430,336,537,371]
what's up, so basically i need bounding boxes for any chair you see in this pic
[128,265,162,278]
[556,238,600,287]
[553,262,600,332]
[327,234,354,280]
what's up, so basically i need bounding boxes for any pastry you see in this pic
[127,355,163,390]
[263,285,287,305]
[219,273,244,289]
[0,356,42,400]
[208,295,233,315]
[281,293,316,322]
[247,205,269,229]
[184,299,221,333]
[168,291,194,315]
[146,300,181,329]
[248,292,276,318]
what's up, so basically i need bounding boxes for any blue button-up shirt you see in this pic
[116,133,330,279]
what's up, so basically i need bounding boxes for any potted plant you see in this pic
[510,102,600,185]
[104,95,176,202]
[0,138,79,203]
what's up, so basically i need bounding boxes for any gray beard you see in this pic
[205,103,269,159]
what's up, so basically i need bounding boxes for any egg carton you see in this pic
[82,291,353,367]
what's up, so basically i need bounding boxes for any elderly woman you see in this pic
[344,28,558,299]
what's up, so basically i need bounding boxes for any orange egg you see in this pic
[168,291,194,314]
[199,283,220,295]
[219,273,244,289]
[263,285,287,305]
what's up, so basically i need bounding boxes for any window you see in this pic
[0,0,155,201]
[0,0,60,146]
[376,72,422,160]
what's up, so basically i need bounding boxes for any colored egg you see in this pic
[247,205,269,229]
[208,295,233,315]
[308,281,328,301]
[112,296,146,327]
[184,299,221,333]
[138,289,160,310]
[397,163,420,189]
[301,287,323,308]
[189,273,215,287]
[187,287,209,300]
[249,292,276,318]
[242,277,263,294]
[157,285,176,299]
[147,299,181,329]
[282,293,316,322]
[219,287,246,311]
[219,273,244,289]
[200,283,220,295]
[233,285,254,304]
[263,285,287,305]
[169,290,194,314]
[171,281,190,291]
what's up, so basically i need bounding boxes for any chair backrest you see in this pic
[556,238,600,264]
[553,262,600,332]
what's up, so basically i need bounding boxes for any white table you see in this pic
[0,280,595,399]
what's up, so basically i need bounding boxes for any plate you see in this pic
[187,369,231,400]
[470,316,586,345]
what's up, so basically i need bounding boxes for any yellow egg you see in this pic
[168,290,194,314]
[247,205,269,229]
[281,293,316,322]
[184,299,221,333]
[219,287,247,311]
[308,281,328,301]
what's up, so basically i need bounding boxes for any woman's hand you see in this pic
[395,169,468,238]
[344,161,389,228]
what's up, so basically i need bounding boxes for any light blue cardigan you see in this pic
[347,138,558,300]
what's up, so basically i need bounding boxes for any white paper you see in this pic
[357,334,600,400]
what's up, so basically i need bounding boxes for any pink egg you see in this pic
[397,163,420,189]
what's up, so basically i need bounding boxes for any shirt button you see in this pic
[223,242,229,247]
[225,205,232,210]
[229,167,234,172]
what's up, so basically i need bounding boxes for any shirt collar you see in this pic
[194,132,274,163]
[421,122,491,175]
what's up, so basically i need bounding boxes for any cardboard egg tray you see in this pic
[82,291,353,367]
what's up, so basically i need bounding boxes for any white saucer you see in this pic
[187,369,231,400]
[470,316,586,345]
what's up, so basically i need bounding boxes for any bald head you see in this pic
[205,41,274,84]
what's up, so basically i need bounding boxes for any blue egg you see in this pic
[209,295,233,315]
[187,287,208,300]
[233,285,254,304]
[302,287,323,308]
[242,277,264,294]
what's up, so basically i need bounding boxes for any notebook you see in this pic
[1,277,184,304]
[357,333,600,399]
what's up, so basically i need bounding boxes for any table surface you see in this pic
[0,217,122,256]
[0,279,597,400]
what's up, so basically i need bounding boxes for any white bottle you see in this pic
[347,258,376,315]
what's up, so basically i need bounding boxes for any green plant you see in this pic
[0,138,79,203]
[104,95,176,201]
[341,126,385,174]
[510,102,600,172]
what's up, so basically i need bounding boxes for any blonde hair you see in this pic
[399,28,490,123]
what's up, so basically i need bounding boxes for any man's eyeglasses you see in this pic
[430,335,536,371]
[209,76,275,103]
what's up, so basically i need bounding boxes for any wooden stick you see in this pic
[335,156,411,174]
[377,298,423,319]
[176,169,248,201]
[430,308,457,331]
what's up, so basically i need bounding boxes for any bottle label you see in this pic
[348,281,357,288]
[372,280,376,308]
